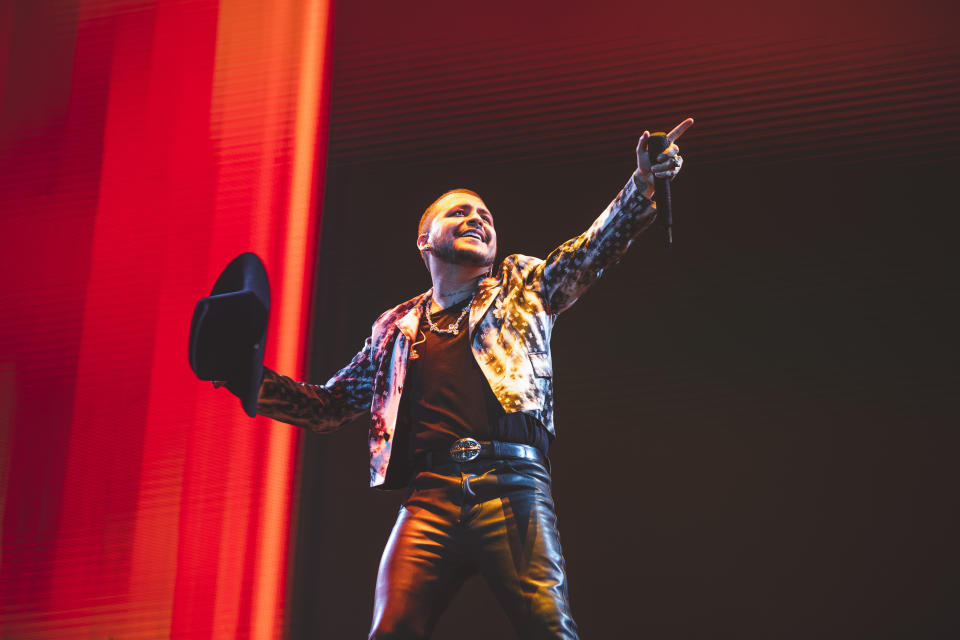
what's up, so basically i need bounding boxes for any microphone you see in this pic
[646,133,673,249]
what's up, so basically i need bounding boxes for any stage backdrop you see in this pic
[290,1,959,638]
[0,0,332,637]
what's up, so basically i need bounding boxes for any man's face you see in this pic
[420,193,497,268]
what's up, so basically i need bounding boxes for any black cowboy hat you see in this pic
[188,252,270,417]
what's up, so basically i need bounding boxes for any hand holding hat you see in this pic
[188,252,270,417]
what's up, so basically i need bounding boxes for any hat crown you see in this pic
[211,252,270,304]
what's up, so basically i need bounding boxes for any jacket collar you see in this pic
[395,291,430,342]
[469,277,501,336]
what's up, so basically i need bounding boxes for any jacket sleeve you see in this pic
[256,335,376,433]
[532,170,656,314]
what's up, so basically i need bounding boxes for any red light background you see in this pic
[1,0,332,636]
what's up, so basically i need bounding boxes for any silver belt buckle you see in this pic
[449,437,481,462]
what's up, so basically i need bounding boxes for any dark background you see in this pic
[287,1,959,637]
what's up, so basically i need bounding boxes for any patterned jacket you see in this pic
[257,171,656,488]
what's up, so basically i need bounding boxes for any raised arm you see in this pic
[536,119,693,314]
[256,334,377,433]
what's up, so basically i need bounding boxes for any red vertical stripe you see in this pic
[0,0,113,633]
[0,0,332,636]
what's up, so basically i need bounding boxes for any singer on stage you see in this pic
[239,118,692,639]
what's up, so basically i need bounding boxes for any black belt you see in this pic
[416,437,547,469]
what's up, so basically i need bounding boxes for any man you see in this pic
[241,119,692,638]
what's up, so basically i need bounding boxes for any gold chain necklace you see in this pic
[423,292,475,337]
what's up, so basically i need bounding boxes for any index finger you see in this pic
[666,117,695,143]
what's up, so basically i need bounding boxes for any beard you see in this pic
[431,239,494,268]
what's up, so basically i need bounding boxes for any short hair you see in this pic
[418,188,483,236]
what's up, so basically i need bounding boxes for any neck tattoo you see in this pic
[435,283,476,302]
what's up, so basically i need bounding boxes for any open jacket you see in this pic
[257,171,656,488]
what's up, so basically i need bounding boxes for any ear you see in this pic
[417,233,431,252]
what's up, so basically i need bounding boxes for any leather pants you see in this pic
[368,458,579,639]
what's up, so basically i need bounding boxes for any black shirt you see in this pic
[405,297,549,458]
